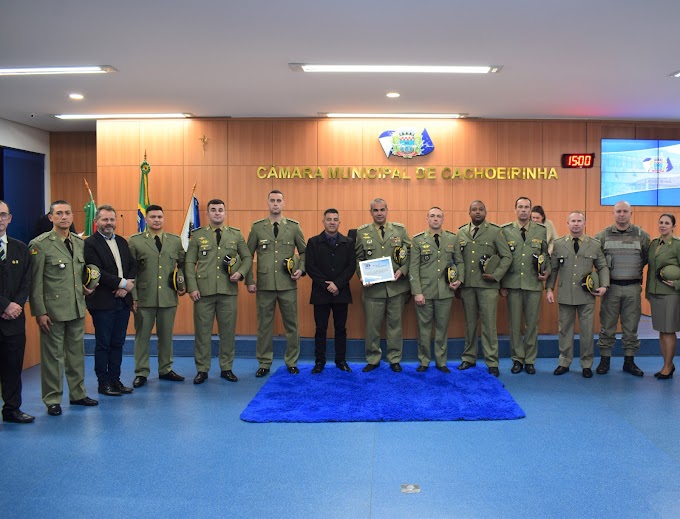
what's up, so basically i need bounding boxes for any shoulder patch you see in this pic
[29,245,39,255]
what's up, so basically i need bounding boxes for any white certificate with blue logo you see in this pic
[359,257,395,285]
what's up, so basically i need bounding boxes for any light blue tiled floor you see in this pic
[2,355,680,518]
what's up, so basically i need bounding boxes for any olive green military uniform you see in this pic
[245,217,306,369]
[501,221,550,366]
[409,229,457,368]
[594,224,650,357]
[646,236,680,331]
[453,222,512,368]
[355,222,411,365]
[546,235,610,369]
[185,225,252,372]
[28,231,89,405]
[128,230,185,378]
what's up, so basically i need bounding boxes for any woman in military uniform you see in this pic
[645,213,680,379]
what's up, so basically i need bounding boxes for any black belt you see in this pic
[610,279,641,286]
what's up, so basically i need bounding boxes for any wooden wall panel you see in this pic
[184,119,229,166]
[228,120,273,165]
[317,119,363,164]
[97,166,143,212]
[452,121,497,165]
[96,121,140,166]
[185,165,229,209]
[272,120,318,165]
[139,120,185,165]
[148,165,184,211]
[406,164,455,212]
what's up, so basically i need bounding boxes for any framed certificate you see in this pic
[359,257,395,285]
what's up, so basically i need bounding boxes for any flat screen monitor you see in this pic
[600,139,680,206]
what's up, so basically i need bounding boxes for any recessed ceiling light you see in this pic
[323,113,466,119]
[386,92,400,98]
[0,65,117,76]
[69,93,84,100]
[55,113,191,120]
[670,70,680,78]
[291,63,501,74]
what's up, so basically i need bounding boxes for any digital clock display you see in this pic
[561,153,595,168]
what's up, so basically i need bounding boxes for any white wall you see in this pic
[0,118,50,211]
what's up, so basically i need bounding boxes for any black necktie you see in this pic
[65,238,73,257]
[380,225,385,238]
[215,228,222,245]
[521,227,526,242]
[574,238,580,254]
[660,240,665,246]
[155,235,162,252]
[434,233,440,247]
[471,227,478,239]
[273,222,279,238]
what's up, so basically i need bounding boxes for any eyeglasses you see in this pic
[0,213,10,220]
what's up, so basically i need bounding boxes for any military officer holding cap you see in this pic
[355,198,412,373]
[186,199,252,384]
[246,190,306,377]
[501,196,550,375]
[546,211,609,378]
[409,206,458,373]
[29,200,98,416]
[128,204,186,388]
[453,200,511,377]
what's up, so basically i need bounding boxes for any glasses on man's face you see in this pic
[0,213,10,220]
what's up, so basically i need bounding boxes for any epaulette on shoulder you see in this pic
[534,221,546,228]
[391,222,405,228]
[286,218,300,225]
[165,232,180,239]
[458,224,467,230]
[35,232,51,241]
[357,223,371,230]
[501,222,514,228]
[228,226,241,232]
[130,232,144,238]
[413,231,425,238]
[253,218,268,225]
[487,222,500,228]
[443,230,456,236]
[71,233,84,240]
[673,236,680,242]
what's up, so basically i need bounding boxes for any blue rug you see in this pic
[240,363,525,422]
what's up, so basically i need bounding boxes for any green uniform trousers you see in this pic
[415,298,453,367]
[557,303,595,369]
[193,294,237,372]
[598,283,642,356]
[134,306,178,377]
[507,288,543,365]
[363,293,406,365]
[40,317,87,405]
[461,287,500,368]
[255,289,299,368]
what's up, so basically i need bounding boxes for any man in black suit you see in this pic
[0,200,34,424]
[305,208,355,373]
[84,205,137,397]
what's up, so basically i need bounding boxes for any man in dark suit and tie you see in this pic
[84,205,137,397]
[0,200,34,424]
[305,208,355,373]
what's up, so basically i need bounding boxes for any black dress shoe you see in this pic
[159,370,185,382]
[553,366,570,376]
[287,366,300,374]
[362,363,379,372]
[220,370,238,382]
[255,367,270,378]
[336,361,352,372]
[436,365,451,373]
[488,367,500,377]
[47,404,62,416]
[416,365,428,372]
[193,372,209,384]
[98,384,122,396]
[133,376,147,388]
[2,409,35,423]
[311,363,325,374]
[511,361,523,374]
[457,361,476,371]
[69,397,98,406]
[623,357,644,377]
[113,380,133,394]
[596,356,610,374]
[657,365,675,379]
[390,363,402,372]
[583,368,593,378]
[524,364,536,375]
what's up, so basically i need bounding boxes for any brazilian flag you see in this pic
[137,160,150,232]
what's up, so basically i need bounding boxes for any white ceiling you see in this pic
[2,0,680,133]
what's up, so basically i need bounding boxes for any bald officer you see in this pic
[501,196,550,375]
[409,206,458,373]
[453,200,512,377]
[129,204,186,388]
[29,200,98,416]
[355,198,412,372]
[246,190,306,377]
[546,211,610,378]
[186,199,252,384]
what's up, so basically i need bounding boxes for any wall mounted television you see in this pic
[600,139,680,206]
